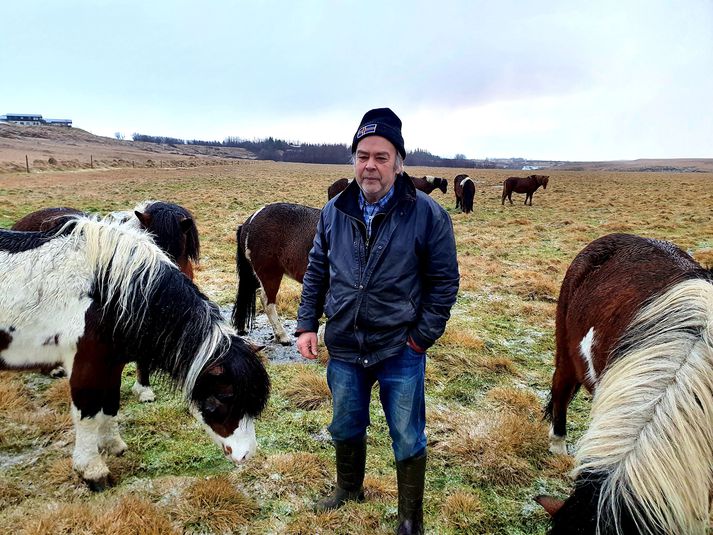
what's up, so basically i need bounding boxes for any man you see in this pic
[296,108,459,535]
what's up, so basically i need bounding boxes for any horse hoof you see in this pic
[49,366,67,378]
[132,381,156,403]
[279,339,292,347]
[86,475,112,492]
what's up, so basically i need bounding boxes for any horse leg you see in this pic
[98,362,128,457]
[131,361,156,402]
[69,340,116,490]
[258,273,291,345]
[546,365,580,455]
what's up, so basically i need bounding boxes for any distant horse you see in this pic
[537,233,713,534]
[0,217,270,490]
[327,177,352,200]
[453,174,475,213]
[501,174,549,205]
[232,203,320,344]
[326,174,447,200]
[11,201,201,402]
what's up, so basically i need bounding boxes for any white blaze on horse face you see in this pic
[0,238,93,373]
[580,327,598,385]
[191,404,257,464]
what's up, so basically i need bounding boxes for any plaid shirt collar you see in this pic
[358,185,394,240]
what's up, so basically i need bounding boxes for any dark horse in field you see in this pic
[501,174,549,205]
[0,217,269,490]
[11,201,201,402]
[453,174,475,213]
[327,173,447,200]
[537,233,713,534]
[232,203,320,345]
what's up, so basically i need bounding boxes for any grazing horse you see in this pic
[501,174,549,205]
[537,233,713,533]
[12,201,200,402]
[453,174,475,213]
[327,174,447,200]
[232,203,320,345]
[409,175,448,195]
[0,217,270,490]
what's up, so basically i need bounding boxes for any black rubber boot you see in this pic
[314,435,367,512]
[395,451,426,535]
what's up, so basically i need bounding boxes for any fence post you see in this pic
[90,155,93,168]
[26,155,29,173]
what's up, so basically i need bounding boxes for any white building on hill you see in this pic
[0,113,72,127]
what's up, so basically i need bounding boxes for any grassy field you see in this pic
[1,162,712,534]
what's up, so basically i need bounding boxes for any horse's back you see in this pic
[241,203,320,282]
[558,233,704,372]
[11,207,84,232]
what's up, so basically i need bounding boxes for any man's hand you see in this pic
[297,332,319,360]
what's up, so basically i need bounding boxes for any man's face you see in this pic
[354,136,400,203]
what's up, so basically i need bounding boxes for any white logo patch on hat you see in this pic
[357,123,378,138]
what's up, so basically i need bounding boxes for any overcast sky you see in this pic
[2,1,712,161]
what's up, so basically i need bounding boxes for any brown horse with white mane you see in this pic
[501,174,549,205]
[232,203,320,345]
[538,232,713,534]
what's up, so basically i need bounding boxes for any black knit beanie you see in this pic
[351,107,406,159]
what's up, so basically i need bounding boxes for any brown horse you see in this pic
[501,174,549,205]
[453,174,475,213]
[231,203,320,345]
[327,174,447,200]
[11,201,200,402]
[538,233,713,534]
[545,232,711,455]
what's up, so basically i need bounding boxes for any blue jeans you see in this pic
[326,345,426,461]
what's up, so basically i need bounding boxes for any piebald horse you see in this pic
[11,201,200,402]
[0,217,269,490]
[538,233,713,534]
[453,174,475,213]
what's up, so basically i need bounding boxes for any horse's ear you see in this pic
[134,210,150,228]
[534,495,564,517]
[179,217,194,233]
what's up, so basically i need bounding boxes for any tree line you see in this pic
[131,133,485,168]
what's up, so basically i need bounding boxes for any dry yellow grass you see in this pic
[441,490,486,532]
[175,476,258,532]
[283,366,332,410]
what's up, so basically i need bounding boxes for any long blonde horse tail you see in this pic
[574,278,713,535]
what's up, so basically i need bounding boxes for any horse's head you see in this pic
[436,177,447,194]
[536,175,550,189]
[190,335,270,464]
[134,202,200,280]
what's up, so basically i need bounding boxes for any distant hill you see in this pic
[0,124,255,173]
[1,123,711,173]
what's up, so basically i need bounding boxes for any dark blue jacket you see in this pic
[296,173,459,366]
